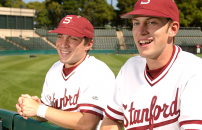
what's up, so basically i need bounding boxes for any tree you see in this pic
[44,0,62,29]
[81,0,116,27]
[116,0,137,28]
[44,0,81,29]
[26,1,50,28]
[0,0,25,7]
[62,0,81,15]
[175,0,202,27]
[12,0,26,8]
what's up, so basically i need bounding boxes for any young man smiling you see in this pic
[16,15,115,130]
[101,0,202,130]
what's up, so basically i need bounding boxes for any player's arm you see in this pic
[45,107,100,129]
[34,116,48,122]
[21,98,100,129]
[100,117,123,130]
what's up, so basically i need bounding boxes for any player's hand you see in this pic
[16,94,32,119]
[31,96,41,104]
[21,98,40,118]
[21,94,41,104]
[17,94,41,119]
[18,94,31,105]
[16,102,28,120]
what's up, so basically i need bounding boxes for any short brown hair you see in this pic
[166,18,175,43]
[84,36,92,53]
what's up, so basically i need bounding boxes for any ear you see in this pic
[85,39,93,51]
[168,21,180,37]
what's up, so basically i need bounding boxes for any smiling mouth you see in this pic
[61,50,70,54]
[139,40,153,46]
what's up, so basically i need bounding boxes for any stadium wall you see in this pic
[0,108,68,130]
[0,49,140,56]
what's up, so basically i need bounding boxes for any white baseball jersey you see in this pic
[197,48,200,54]
[105,45,202,130]
[41,55,115,129]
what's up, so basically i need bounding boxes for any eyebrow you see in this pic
[132,17,160,21]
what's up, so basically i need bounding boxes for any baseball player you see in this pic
[196,43,201,54]
[101,0,202,130]
[16,15,115,130]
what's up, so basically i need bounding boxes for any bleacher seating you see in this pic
[176,30,202,37]
[121,29,136,50]
[93,37,119,50]
[6,37,55,50]
[0,38,23,51]
[122,29,132,37]
[121,28,202,49]
[94,29,117,37]
[124,37,136,49]
[174,28,202,47]
[175,37,202,46]
[35,28,57,37]
[46,37,57,45]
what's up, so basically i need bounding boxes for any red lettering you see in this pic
[163,104,169,118]
[72,89,79,105]
[128,88,180,127]
[123,104,128,127]
[170,88,179,116]
[124,115,128,128]
[53,88,80,109]
[153,105,163,120]
[63,88,69,107]
[133,109,141,124]
[149,96,157,125]
[69,95,72,106]
[141,108,149,122]
[129,102,135,125]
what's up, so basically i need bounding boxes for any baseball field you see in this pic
[0,53,134,112]
[1,53,202,112]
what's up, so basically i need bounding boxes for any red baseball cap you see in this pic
[49,15,94,39]
[121,0,179,22]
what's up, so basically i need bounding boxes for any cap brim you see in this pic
[48,27,85,37]
[121,9,170,19]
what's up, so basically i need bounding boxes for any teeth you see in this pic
[139,40,153,45]
[61,51,70,54]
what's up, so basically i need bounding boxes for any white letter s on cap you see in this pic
[63,17,73,24]
[140,0,150,4]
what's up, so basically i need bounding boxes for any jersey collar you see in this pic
[144,45,181,86]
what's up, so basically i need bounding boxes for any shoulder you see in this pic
[122,55,146,70]
[179,51,202,65]
[177,51,202,73]
[47,60,63,74]
[87,56,112,70]
[85,56,115,78]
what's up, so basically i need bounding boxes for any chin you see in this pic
[139,51,153,59]
[59,58,68,63]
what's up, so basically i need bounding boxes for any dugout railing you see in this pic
[0,108,69,130]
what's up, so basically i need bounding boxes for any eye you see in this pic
[133,22,139,26]
[148,20,157,26]
[70,37,77,41]
[57,35,62,38]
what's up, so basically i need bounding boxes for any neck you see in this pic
[146,44,174,70]
[64,54,87,68]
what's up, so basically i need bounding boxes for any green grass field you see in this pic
[1,53,201,113]
[0,54,134,112]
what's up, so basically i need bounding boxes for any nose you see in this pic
[57,37,70,47]
[137,24,148,35]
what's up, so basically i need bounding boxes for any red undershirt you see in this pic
[146,45,176,80]
[146,65,165,79]
[63,55,87,76]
